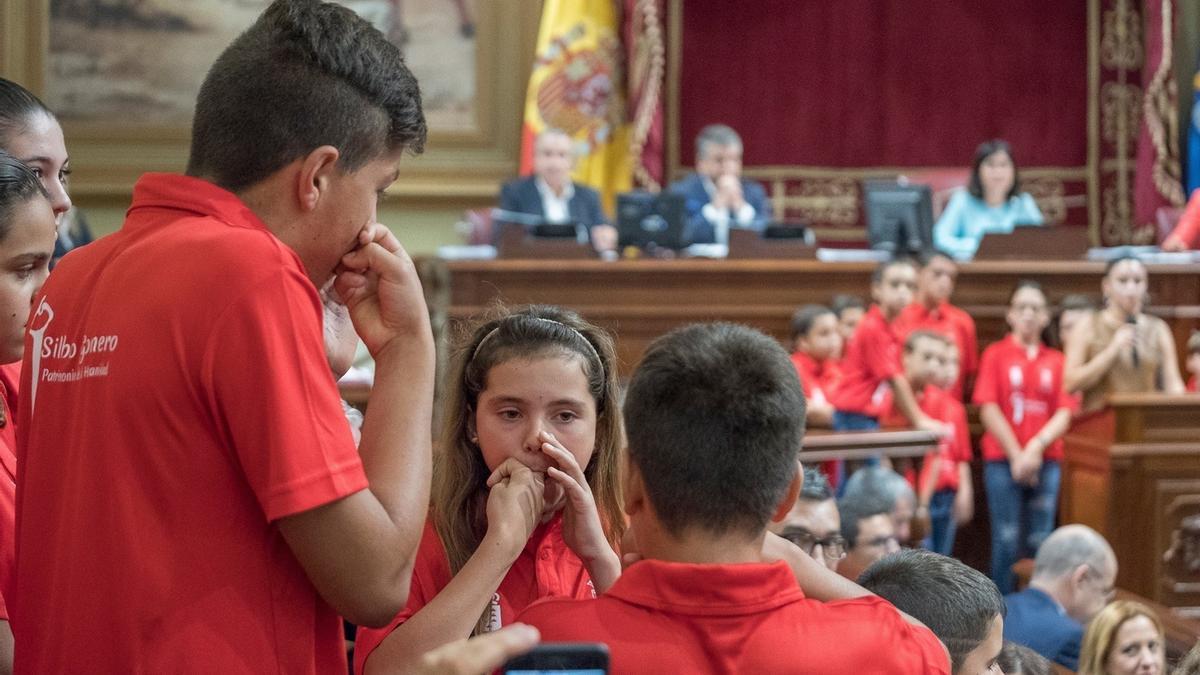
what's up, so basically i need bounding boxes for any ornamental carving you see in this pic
[1100,0,1143,71]
[1101,82,1142,145]
[780,178,861,226]
[1022,178,1067,225]
[1164,514,1200,576]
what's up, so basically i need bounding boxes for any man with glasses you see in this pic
[1002,524,1118,670]
[837,489,902,581]
[772,467,846,571]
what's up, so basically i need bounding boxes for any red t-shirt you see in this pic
[13,174,367,673]
[829,305,903,418]
[517,558,950,674]
[916,385,972,493]
[1189,374,1198,392]
[895,301,978,400]
[0,364,18,621]
[790,351,841,409]
[973,335,1077,462]
[354,515,594,673]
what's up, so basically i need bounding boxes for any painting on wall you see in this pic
[45,0,478,131]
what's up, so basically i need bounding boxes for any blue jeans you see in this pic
[831,411,880,495]
[924,489,958,556]
[984,460,1061,594]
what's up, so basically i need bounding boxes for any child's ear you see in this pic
[770,461,803,524]
[295,145,340,212]
[622,452,645,517]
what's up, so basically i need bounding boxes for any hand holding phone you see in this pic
[503,643,610,674]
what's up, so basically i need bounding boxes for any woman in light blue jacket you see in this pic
[934,139,1043,260]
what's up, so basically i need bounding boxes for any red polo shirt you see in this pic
[14,174,367,673]
[354,515,594,674]
[895,300,978,400]
[790,351,841,409]
[973,335,1076,462]
[916,385,972,493]
[829,305,902,418]
[516,558,950,674]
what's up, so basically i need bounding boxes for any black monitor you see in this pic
[616,191,686,250]
[862,180,934,255]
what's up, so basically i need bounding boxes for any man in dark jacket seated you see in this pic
[496,128,615,252]
[1002,524,1117,670]
[669,124,771,246]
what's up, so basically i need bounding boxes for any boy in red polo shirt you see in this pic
[829,259,947,436]
[901,332,973,556]
[516,323,950,674]
[11,3,450,672]
[788,304,842,427]
[896,249,978,400]
[974,281,1075,594]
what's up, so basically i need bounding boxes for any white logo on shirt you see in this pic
[28,297,119,415]
[484,593,502,633]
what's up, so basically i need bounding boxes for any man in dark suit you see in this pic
[1002,525,1117,670]
[669,124,771,246]
[497,128,615,251]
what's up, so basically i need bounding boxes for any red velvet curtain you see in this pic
[675,2,1088,169]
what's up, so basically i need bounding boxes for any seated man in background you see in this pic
[517,323,949,673]
[860,549,1006,675]
[841,465,917,547]
[837,488,901,582]
[1003,524,1117,670]
[770,466,844,571]
[496,128,615,251]
[670,124,771,245]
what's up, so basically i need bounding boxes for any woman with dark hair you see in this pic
[0,77,90,264]
[1064,255,1185,413]
[934,139,1045,260]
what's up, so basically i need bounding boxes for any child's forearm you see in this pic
[890,375,929,427]
[361,540,514,674]
[582,548,621,594]
[979,403,1022,460]
[1029,408,1073,454]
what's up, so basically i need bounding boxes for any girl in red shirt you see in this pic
[974,281,1075,594]
[0,152,58,667]
[356,305,624,673]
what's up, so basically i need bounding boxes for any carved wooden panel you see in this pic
[1155,480,1200,612]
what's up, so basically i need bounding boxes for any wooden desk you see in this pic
[801,429,937,462]
[1061,394,1200,618]
[422,258,1200,377]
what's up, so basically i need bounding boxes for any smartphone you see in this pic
[502,642,609,674]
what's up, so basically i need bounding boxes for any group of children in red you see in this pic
[789,251,1079,582]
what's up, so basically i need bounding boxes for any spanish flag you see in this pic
[519,0,633,215]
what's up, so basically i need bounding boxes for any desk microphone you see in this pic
[1126,314,1138,368]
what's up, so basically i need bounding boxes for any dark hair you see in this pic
[789,304,834,344]
[1188,331,1200,355]
[1060,293,1097,313]
[1103,252,1146,276]
[0,78,54,148]
[967,139,1020,201]
[916,248,956,268]
[1009,279,1045,304]
[837,492,893,548]
[799,465,833,502]
[998,641,1052,675]
[186,0,426,192]
[859,549,1006,673]
[624,323,805,538]
[831,294,865,317]
[871,257,916,284]
[1046,292,1097,349]
[904,328,950,353]
[0,151,49,240]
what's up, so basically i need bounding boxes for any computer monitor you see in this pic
[862,180,934,255]
[617,191,686,250]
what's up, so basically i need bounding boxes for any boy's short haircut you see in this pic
[859,549,1005,674]
[1187,330,1200,354]
[997,641,1052,675]
[831,294,866,317]
[623,323,806,538]
[186,0,426,192]
[789,304,834,343]
[872,257,916,284]
[916,248,956,268]
[837,492,892,548]
[799,465,833,502]
[904,329,950,353]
